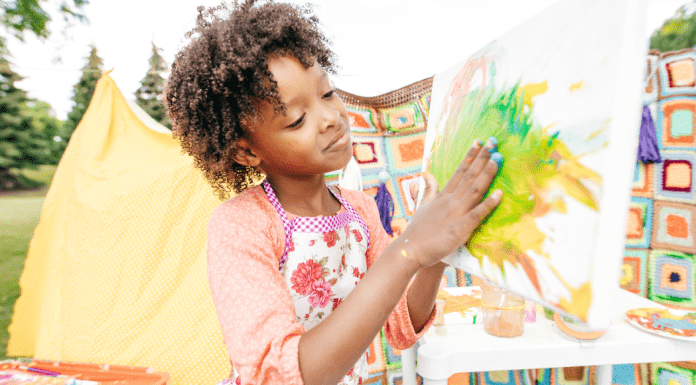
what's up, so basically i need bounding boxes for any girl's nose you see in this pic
[319,108,340,133]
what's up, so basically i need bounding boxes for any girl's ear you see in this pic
[233,138,261,168]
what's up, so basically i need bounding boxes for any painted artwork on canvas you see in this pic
[422,0,647,327]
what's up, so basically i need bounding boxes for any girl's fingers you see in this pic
[454,138,498,196]
[460,157,499,202]
[463,189,503,229]
[441,139,485,194]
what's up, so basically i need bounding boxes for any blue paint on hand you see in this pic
[491,152,503,167]
[487,136,498,153]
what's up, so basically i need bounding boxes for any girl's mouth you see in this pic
[324,128,351,152]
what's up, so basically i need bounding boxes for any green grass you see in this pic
[0,165,56,359]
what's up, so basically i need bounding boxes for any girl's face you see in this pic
[243,55,352,179]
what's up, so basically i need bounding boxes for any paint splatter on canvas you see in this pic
[422,0,647,327]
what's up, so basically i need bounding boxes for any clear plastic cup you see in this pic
[434,299,446,327]
[481,280,525,337]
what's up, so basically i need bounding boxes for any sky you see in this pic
[3,0,693,120]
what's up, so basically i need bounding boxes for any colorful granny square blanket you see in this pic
[624,48,696,314]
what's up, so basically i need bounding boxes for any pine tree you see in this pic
[22,99,65,165]
[0,56,48,189]
[135,42,170,128]
[62,44,103,140]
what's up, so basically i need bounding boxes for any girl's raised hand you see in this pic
[401,137,503,270]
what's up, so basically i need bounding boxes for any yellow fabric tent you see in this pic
[9,72,231,384]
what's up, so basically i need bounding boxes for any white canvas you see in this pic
[421,0,648,328]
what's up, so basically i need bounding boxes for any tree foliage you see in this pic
[0,0,88,189]
[650,2,696,52]
[62,44,102,140]
[0,0,89,48]
[22,99,65,165]
[135,42,170,128]
[0,56,51,189]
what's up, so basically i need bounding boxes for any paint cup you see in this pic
[481,281,525,337]
[434,299,446,327]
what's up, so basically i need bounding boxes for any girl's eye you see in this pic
[288,114,305,128]
[323,89,335,98]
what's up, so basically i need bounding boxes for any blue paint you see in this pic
[652,314,696,331]
[491,152,504,167]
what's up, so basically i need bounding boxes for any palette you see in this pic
[625,307,696,340]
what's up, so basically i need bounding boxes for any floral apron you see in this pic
[219,180,372,385]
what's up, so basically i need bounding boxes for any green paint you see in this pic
[671,109,693,138]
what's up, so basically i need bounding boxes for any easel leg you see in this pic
[597,364,613,385]
[401,346,417,385]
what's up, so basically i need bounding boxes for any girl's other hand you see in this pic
[401,137,502,270]
[409,172,439,212]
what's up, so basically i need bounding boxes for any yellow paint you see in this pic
[560,284,593,322]
[437,289,482,315]
[548,196,567,213]
[549,265,593,321]
[553,138,602,184]
[520,81,548,107]
[546,174,598,210]
[470,215,547,268]
[629,308,654,317]
[659,310,684,321]
[570,81,585,92]
[587,129,604,141]
[542,123,558,135]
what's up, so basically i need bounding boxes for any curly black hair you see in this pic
[164,0,337,200]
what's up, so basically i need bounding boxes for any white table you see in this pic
[401,288,696,385]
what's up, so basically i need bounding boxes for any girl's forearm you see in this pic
[298,238,419,385]
[406,262,447,332]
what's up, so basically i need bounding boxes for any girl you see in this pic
[164,1,503,384]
